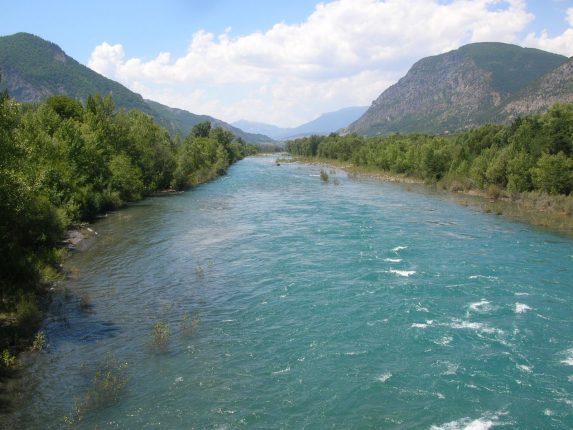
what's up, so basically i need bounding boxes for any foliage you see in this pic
[148,321,170,351]
[320,169,329,182]
[1,349,16,370]
[192,121,211,138]
[46,95,84,121]
[287,102,573,202]
[194,265,205,276]
[31,331,46,351]
[180,313,200,336]
[62,351,130,426]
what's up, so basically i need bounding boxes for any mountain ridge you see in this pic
[0,32,273,144]
[344,42,568,136]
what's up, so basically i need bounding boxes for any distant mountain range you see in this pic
[0,32,273,144]
[232,106,368,140]
[344,42,569,136]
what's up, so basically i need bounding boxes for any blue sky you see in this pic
[3,0,573,127]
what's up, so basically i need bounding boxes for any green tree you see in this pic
[107,154,143,202]
[531,151,573,195]
[192,121,211,138]
[46,95,84,121]
[543,102,573,156]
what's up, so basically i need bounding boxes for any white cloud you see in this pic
[89,0,535,127]
[522,6,573,56]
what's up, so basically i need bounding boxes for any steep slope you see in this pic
[344,43,567,136]
[0,32,272,144]
[0,33,156,114]
[233,106,368,140]
[485,56,573,123]
[145,99,273,144]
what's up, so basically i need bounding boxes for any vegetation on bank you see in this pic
[0,72,263,366]
[287,102,573,218]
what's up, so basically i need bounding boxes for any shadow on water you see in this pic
[0,288,121,428]
[44,289,121,346]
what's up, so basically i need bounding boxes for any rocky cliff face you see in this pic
[344,43,567,136]
[1,65,44,102]
[494,58,573,121]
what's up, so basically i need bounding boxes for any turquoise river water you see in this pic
[3,156,573,429]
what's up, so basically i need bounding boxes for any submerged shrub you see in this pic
[180,313,200,336]
[148,321,170,351]
[62,351,130,426]
[194,265,205,276]
[80,292,92,309]
[31,332,46,351]
[320,169,329,182]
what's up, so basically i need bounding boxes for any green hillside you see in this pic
[0,33,155,114]
[0,32,273,143]
[461,42,567,94]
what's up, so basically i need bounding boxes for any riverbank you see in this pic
[281,156,573,236]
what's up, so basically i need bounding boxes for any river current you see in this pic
[4,156,573,429]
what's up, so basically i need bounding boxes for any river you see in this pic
[3,156,573,429]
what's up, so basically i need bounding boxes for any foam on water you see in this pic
[451,321,483,330]
[412,320,434,328]
[431,417,496,430]
[468,299,490,312]
[516,364,533,373]
[377,373,392,383]
[390,269,416,277]
[561,349,573,366]
[434,336,454,346]
[515,303,531,313]
[392,246,407,251]
[344,351,367,356]
[384,258,402,262]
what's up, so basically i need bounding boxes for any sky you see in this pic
[2,0,573,127]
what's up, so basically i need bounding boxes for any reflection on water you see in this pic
[2,156,573,429]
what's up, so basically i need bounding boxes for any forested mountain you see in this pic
[0,32,273,144]
[343,43,568,137]
[232,106,368,140]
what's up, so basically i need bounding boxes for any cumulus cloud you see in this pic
[89,0,536,127]
[523,7,573,56]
